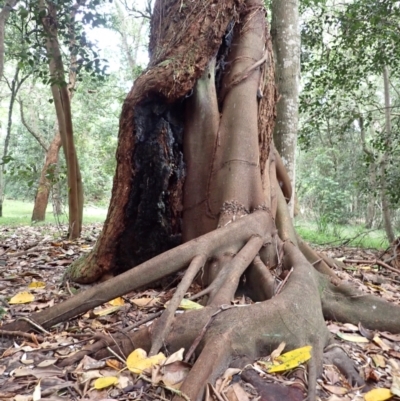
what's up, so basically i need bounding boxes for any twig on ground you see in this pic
[0,329,44,343]
[343,258,400,275]
[126,311,163,332]
[275,267,293,295]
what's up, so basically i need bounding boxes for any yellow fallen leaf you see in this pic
[93,306,121,316]
[267,345,312,373]
[28,281,46,289]
[336,332,369,343]
[364,388,393,401]
[165,299,203,310]
[9,292,34,304]
[178,299,203,310]
[109,297,125,306]
[93,376,119,389]
[126,348,166,374]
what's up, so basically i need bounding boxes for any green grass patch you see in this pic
[295,218,389,250]
[0,199,107,226]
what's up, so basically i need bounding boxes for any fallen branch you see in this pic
[343,258,400,275]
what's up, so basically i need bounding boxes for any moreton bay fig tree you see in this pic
[4,1,400,400]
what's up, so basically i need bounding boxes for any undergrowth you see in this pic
[295,218,390,249]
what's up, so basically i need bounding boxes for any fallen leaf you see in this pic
[93,306,121,316]
[106,359,123,371]
[271,342,286,360]
[165,348,184,365]
[177,299,203,310]
[160,361,191,389]
[32,381,41,401]
[28,281,46,289]
[336,332,369,343]
[364,388,392,401]
[373,335,391,352]
[266,345,312,373]
[94,376,119,389]
[9,291,34,304]
[391,371,400,397]
[109,297,125,306]
[226,382,250,401]
[131,297,160,307]
[126,348,166,374]
[371,354,386,368]
[321,383,349,395]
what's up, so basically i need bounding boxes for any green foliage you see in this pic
[7,0,111,83]
[297,150,352,230]
[299,0,400,236]
[295,219,389,249]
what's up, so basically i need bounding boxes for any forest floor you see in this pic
[0,224,400,401]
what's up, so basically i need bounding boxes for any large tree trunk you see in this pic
[271,0,300,217]
[4,2,400,400]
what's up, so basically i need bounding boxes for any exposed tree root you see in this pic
[323,345,364,387]
[2,211,269,333]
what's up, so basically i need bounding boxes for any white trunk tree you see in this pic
[271,0,300,217]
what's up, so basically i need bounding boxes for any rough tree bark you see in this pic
[271,0,300,217]
[3,1,400,400]
[39,0,83,238]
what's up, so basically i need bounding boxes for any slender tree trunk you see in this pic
[0,66,29,216]
[31,132,62,221]
[366,160,377,228]
[115,1,145,80]
[39,0,83,238]
[271,0,300,217]
[359,117,377,229]
[381,66,395,242]
[0,67,19,217]
[0,0,18,80]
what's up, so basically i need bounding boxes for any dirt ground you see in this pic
[1,223,400,401]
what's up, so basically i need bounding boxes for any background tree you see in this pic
[299,0,400,241]
[271,0,300,217]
